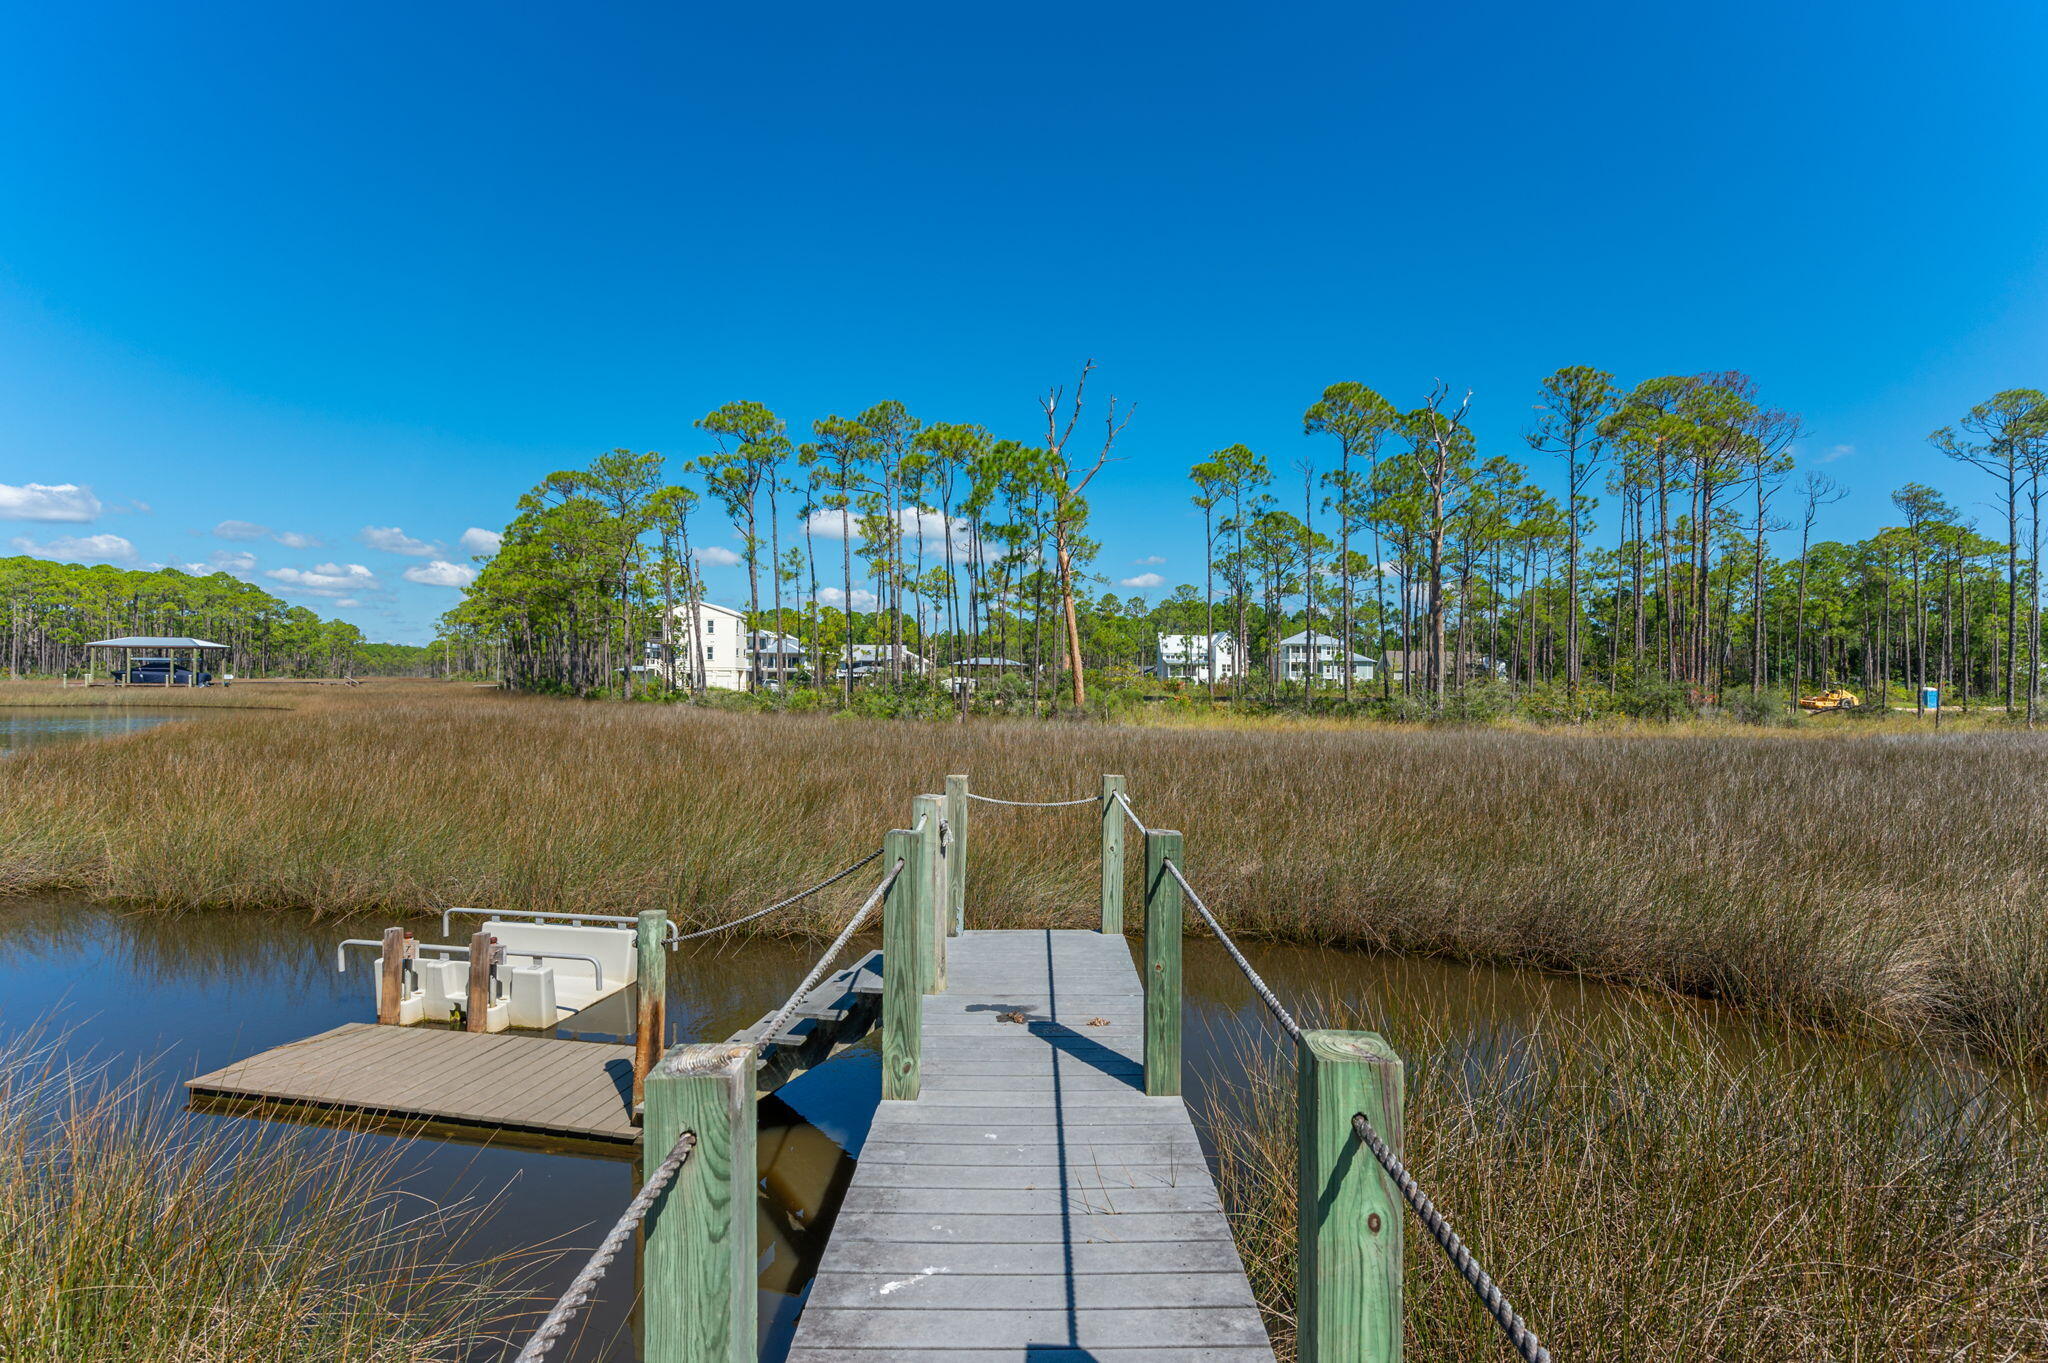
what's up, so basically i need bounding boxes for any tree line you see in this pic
[444,367,2048,720]
[0,557,431,678]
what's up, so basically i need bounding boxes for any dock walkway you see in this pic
[788,928,1275,1363]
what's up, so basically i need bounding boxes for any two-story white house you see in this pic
[658,602,752,691]
[1152,633,1242,683]
[1276,630,1377,685]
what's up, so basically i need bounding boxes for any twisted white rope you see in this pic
[670,848,883,943]
[964,792,1096,807]
[749,859,900,1054]
[1112,789,1153,836]
[512,1128,698,1362]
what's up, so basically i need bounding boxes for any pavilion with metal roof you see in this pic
[84,636,230,687]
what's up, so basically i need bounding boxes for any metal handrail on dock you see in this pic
[334,938,607,991]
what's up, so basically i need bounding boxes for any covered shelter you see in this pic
[84,636,231,687]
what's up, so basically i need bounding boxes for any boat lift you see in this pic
[337,909,648,1031]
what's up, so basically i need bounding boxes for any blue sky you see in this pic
[4,2,2046,642]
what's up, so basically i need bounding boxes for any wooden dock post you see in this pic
[1101,774,1127,933]
[944,774,967,935]
[376,926,407,1025]
[465,930,494,1033]
[881,823,925,1100]
[1142,828,1183,1097]
[1297,1030,1404,1363]
[634,910,668,1109]
[642,1042,758,1363]
[914,794,947,994]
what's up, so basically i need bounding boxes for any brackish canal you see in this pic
[0,898,1670,1361]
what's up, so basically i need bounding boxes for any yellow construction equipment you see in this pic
[1798,686,1860,712]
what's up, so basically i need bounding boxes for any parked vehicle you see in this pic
[124,658,212,686]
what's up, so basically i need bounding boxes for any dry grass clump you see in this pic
[6,681,2048,1061]
[1207,990,2048,1360]
[0,1043,511,1360]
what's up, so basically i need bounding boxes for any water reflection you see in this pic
[0,708,188,755]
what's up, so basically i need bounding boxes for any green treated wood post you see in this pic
[945,774,967,935]
[1142,828,1183,1097]
[914,794,946,994]
[642,1042,758,1363]
[634,910,668,1111]
[1297,1030,1405,1363]
[881,824,924,1100]
[1101,774,1127,933]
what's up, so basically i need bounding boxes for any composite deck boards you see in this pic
[788,928,1276,1363]
[185,1023,640,1142]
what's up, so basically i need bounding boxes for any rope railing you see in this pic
[748,858,902,1055]
[512,1127,699,1363]
[1158,858,1301,1041]
[670,848,884,943]
[964,791,1096,807]
[1153,851,1549,1363]
[1350,1112,1551,1363]
[1112,788,1152,837]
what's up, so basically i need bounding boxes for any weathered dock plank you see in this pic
[788,928,1276,1362]
[186,1023,639,1141]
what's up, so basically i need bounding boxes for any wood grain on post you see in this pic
[465,930,494,1033]
[914,794,946,993]
[1142,828,1183,1097]
[642,1042,758,1363]
[1101,774,1127,934]
[634,910,669,1109]
[944,774,967,935]
[881,824,924,1100]
[1297,1029,1405,1363]
[376,926,406,1025]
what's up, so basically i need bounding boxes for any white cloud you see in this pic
[1135,554,1166,566]
[333,597,362,609]
[402,560,476,588]
[214,519,270,541]
[11,532,136,563]
[803,508,860,540]
[0,482,102,524]
[814,586,881,610]
[460,526,502,554]
[803,507,973,549]
[360,525,439,557]
[1118,572,1166,589]
[1819,443,1854,464]
[273,530,321,549]
[211,549,258,572]
[266,562,381,598]
[694,545,742,567]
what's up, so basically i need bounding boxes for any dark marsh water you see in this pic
[0,707,190,755]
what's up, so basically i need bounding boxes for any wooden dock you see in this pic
[185,951,884,1144]
[187,1023,643,1141]
[787,929,1275,1362]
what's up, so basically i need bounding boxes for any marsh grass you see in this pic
[1206,989,2048,1360]
[7,681,2048,1061]
[0,1040,515,1360]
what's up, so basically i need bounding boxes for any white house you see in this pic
[1152,633,1242,683]
[748,630,806,687]
[660,602,752,690]
[1276,631,1377,685]
[835,644,932,681]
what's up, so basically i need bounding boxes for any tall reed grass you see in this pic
[0,1041,512,1359]
[1205,989,2048,1359]
[6,680,2048,1062]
